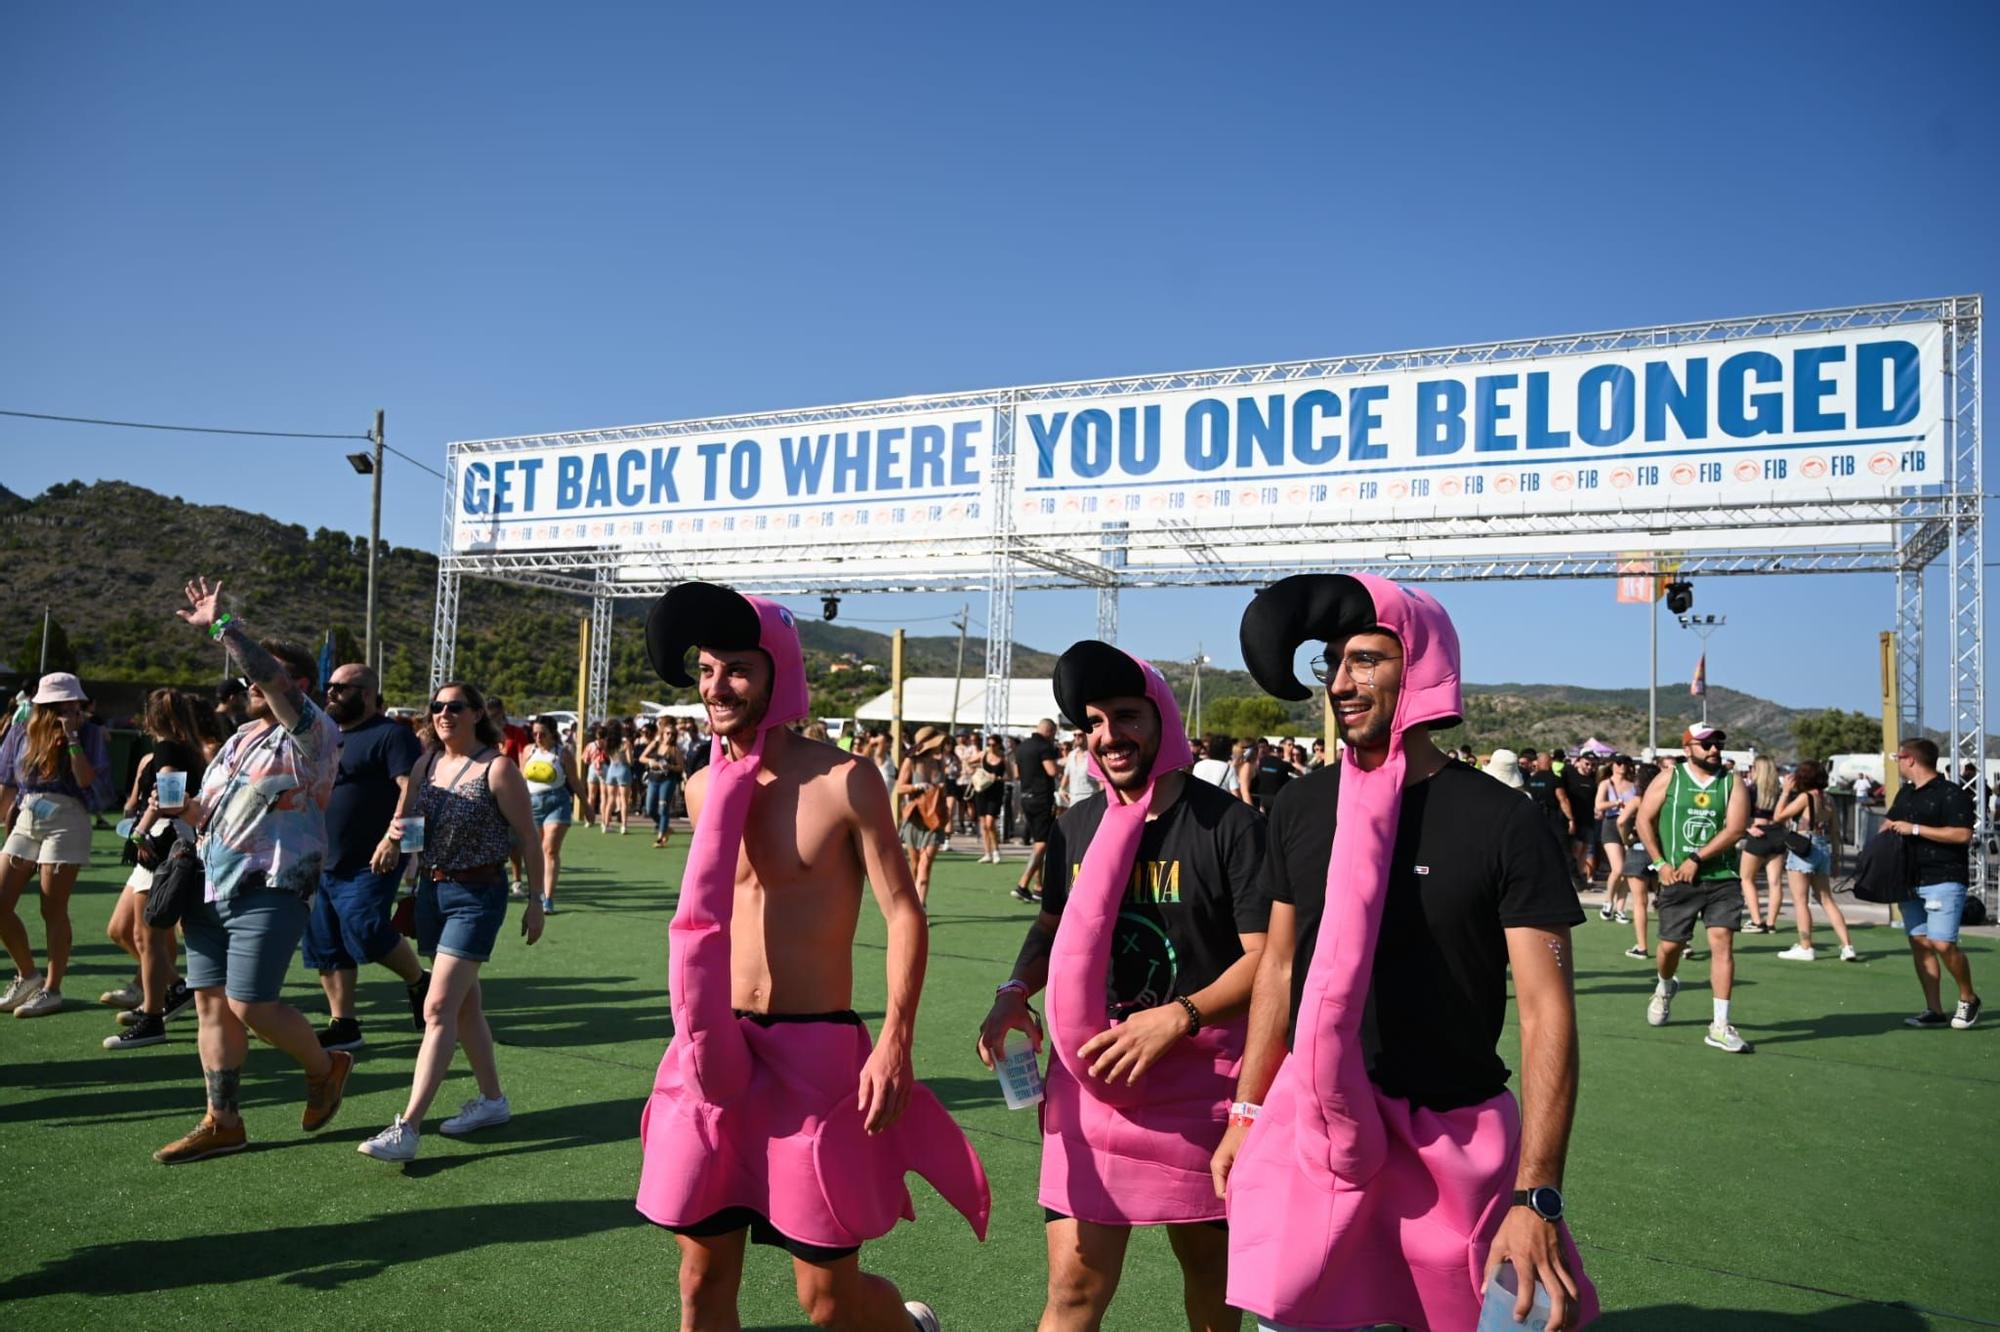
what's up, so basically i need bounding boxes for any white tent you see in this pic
[640,701,710,720]
[852,677,1064,733]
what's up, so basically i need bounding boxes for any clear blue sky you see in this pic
[4,4,1996,719]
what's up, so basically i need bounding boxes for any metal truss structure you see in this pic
[434,297,1987,896]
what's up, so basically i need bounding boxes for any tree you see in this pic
[16,613,78,676]
[1203,694,1293,738]
[1791,709,1883,763]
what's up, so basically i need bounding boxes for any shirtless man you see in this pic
[634,582,988,1332]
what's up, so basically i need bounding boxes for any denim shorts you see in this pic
[184,887,312,1003]
[1785,834,1833,876]
[302,866,405,971]
[1904,881,1968,945]
[530,787,572,827]
[417,874,509,963]
[604,761,632,785]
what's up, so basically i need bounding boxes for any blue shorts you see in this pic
[302,866,406,971]
[184,887,312,1003]
[1785,835,1833,876]
[530,788,572,827]
[417,875,509,963]
[604,761,632,784]
[1904,881,1968,945]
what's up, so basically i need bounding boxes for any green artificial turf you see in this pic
[2,828,1996,1330]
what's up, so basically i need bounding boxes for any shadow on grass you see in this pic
[395,1095,645,1176]
[1597,1302,1930,1329]
[476,974,666,1049]
[0,1059,417,1128]
[0,1199,644,1299]
[1747,1010,1942,1046]
[922,1074,1005,1114]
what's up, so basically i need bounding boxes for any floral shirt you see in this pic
[196,698,341,902]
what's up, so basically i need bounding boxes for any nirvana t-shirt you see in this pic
[1265,760,1583,1112]
[1015,734,1060,804]
[1884,776,1977,886]
[325,715,423,875]
[1042,778,1270,1014]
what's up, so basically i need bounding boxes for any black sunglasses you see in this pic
[1689,736,1724,750]
[429,700,473,715]
[326,681,366,695]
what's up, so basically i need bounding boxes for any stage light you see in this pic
[822,595,840,622]
[1664,580,1694,615]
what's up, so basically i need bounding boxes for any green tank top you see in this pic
[1658,765,1739,880]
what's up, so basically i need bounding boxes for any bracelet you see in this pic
[1173,994,1202,1035]
[67,743,85,756]
[1228,1100,1261,1128]
[208,613,234,642]
[995,979,1029,1000]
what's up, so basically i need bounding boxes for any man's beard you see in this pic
[328,694,367,725]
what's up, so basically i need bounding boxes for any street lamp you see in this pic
[1677,613,1726,723]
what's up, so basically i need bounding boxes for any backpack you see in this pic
[1850,829,1914,904]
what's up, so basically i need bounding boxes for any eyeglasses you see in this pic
[1309,650,1402,685]
[325,682,365,695]
[429,700,472,715]
[1689,737,1723,750]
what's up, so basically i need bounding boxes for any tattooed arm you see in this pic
[177,577,308,732]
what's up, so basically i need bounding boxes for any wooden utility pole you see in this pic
[363,409,385,665]
[947,604,968,730]
[891,629,907,765]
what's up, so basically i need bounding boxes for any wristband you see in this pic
[1173,994,1202,1035]
[208,613,235,641]
[67,744,85,756]
[1228,1100,1261,1128]
[995,979,1029,1000]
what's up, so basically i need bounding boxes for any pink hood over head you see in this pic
[645,581,809,741]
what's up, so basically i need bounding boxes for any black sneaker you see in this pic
[104,1012,168,1050]
[1952,996,1983,1030]
[319,1018,366,1052]
[1011,886,1038,904]
[1904,1009,1950,1028]
[407,972,431,1032]
[161,979,195,1021]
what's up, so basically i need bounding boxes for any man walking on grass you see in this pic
[1887,738,1981,1030]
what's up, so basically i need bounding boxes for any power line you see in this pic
[0,407,370,441]
[381,444,447,481]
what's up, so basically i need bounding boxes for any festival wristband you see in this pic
[208,613,235,641]
[995,979,1029,1000]
[1228,1100,1261,1128]
[67,744,85,756]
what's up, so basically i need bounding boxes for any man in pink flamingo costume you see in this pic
[1213,574,1597,1331]
[978,640,1268,1330]
[634,582,990,1332]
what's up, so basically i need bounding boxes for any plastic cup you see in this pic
[400,816,427,854]
[115,817,136,840]
[154,771,187,811]
[996,1028,1044,1110]
[1476,1266,1553,1332]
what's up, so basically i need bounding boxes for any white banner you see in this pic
[452,408,993,553]
[1009,324,1944,535]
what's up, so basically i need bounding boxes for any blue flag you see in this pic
[319,631,335,692]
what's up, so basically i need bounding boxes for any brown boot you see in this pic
[154,1114,248,1165]
[302,1049,354,1131]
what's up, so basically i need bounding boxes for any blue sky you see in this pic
[3,4,1995,718]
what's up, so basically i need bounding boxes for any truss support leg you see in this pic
[429,567,460,696]
[588,592,614,725]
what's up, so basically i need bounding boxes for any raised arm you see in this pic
[176,577,307,733]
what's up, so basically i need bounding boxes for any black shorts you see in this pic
[1044,1205,1225,1233]
[666,1205,859,1264]
[1656,880,1743,943]
[1021,799,1055,843]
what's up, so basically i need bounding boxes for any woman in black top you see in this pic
[104,689,208,1048]
[973,735,1008,863]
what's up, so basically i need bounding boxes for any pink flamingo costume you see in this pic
[1038,640,1242,1226]
[633,582,991,1254]
[1224,574,1597,1331]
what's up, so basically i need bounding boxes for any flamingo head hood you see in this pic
[1052,639,1194,790]
[645,581,810,741]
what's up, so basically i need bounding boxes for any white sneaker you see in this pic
[13,986,63,1018]
[440,1094,511,1135]
[1646,977,1679,1027]
[0,973,43,1013]
[1704,1023,1749,1053]
[1776,944,1816,961]
[358,1115,420,1161]
[508,880,529,900]
[1840,946,1859,962]
[905,1301,940,1332]
[99,981,142,1009]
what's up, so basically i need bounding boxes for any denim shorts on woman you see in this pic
[417,874,509,962]
[529,787,572,827]
[1785,834,1833,876]
[184,886,312,1003]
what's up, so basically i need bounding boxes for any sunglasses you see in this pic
[326,682,366,695]
[1689,737,1723,750]
[429,700,473,715]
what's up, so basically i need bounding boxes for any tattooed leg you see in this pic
[204,1064,243,1119]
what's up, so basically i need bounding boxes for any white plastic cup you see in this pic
[1476,1266,1553,1332]
[996,1028,1044,1110]
[154,771,187,811]
[400,816,427,854]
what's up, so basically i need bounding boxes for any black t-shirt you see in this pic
[325,715,423,875]
[1265,760,1584,1112]
[1561,767,1597,822]
[138,739,205,805]
[1042,778,1270,1013]
[1015,734,1059,804]
[1884,776,1977,886]
[1250,754,1294,810]
[1522,768,1566,825]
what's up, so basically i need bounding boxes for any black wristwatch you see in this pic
[1514,1186,1564,1223]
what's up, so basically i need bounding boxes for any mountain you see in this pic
[0,478,1916,756]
